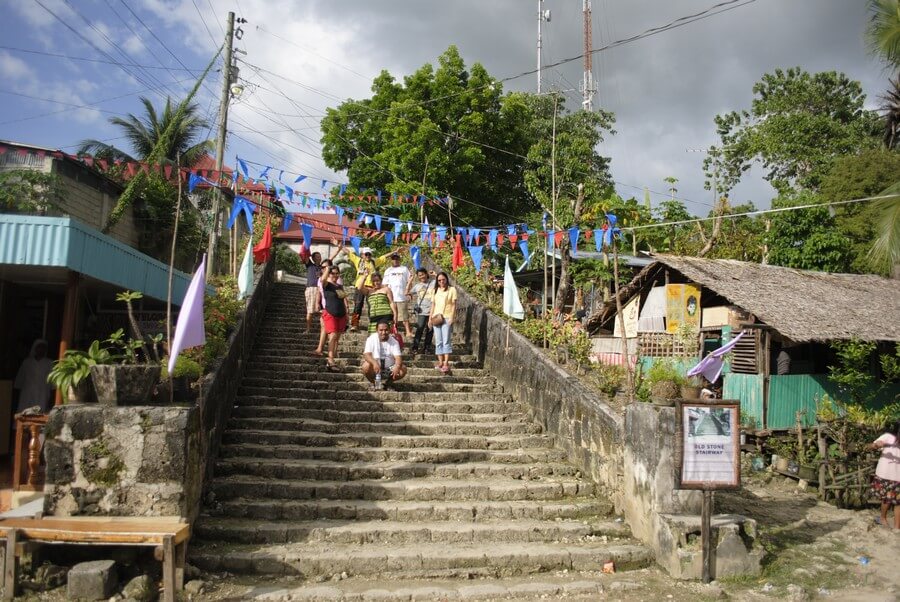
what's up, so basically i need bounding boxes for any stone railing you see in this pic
[450,282,625,508]
[449,280,762,580]
[197,259,276,497]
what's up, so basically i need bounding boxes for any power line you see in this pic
[254,24,372,81]
[623,193,897,232]
[0,77,196,126]
[0,45,203,71]
[190,0,219,47]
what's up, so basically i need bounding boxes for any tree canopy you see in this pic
[708,68,881,194]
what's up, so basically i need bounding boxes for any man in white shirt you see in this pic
[361,322,407,389]
[382,253,413,338]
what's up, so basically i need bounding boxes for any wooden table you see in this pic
[0,516,190,601]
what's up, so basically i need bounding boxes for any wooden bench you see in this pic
[0,516,190,602]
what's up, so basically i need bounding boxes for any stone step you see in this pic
[239,373,494,386]
[214,457,578,481]
[225,418,543,437]
[245,357,483,370]
[234,394,515,410]
[220,430,555,450]
[246,366,489,378]
[230,406,528,423]
[194,517,630,545]
[208,497,612,522]
[188,541,652,578]
[218,444,567,465]
[210,476,595,502]
[206,574,621,601]
[237,381,499,396]
[250,351,478,361]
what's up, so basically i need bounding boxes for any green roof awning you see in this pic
[0,215,195,304]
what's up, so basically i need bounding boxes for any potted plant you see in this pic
[645,360,686,406]
[47,341,112,403]
[90,291,164,406]
[680,376,703,400]
[159,353,202,402]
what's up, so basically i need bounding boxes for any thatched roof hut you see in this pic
[586,255,900,343]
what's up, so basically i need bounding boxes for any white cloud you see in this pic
[0,53,35,81]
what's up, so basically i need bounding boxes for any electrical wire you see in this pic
[0,45,203,71]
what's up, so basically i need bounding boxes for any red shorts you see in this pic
[322,310,347,334]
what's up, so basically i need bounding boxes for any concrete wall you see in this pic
[451,283,625,507]
[42,405,201,521]
[0,150,139,247]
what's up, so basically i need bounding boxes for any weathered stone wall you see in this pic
[451,284,625,507]
[42,405,200,520]
[623,403,701,542]
[40,261,275,522]
[196,259,275,500]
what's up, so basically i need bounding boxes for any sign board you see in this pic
[613,295,639,338]
[666,283,701,334]
[676,401,741,490]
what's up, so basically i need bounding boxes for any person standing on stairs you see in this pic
[321,266,348,372]
[300,249,322,333]
[312,240,344,357]
[361,273,397,334]
[346,247,390,332]
[429,272,457,375]
[361,321,407,390]
[408,268,435,354]
[382,251,414,339]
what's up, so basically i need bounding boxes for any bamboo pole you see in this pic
[166,153,183,404]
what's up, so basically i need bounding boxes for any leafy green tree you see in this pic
[880,77,900,149]
[320,46,532,225]
[707,68,881,194]
[0,170,64,212]
[766,190,851,272]
[818,148,900,273]
[78,97,213,168]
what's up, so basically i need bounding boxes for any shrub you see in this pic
[275,243,304,275]
[184,275,243,372]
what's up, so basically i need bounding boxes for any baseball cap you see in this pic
[390,253,400,260]
[361,247,373,255]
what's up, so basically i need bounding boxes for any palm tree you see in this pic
[880,76,900,149]
[78,97,212,167]
[866,2,900,277]
[867,0,900,69]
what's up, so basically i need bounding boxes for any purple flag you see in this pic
[168,255,207,375]
[687,332,746,383]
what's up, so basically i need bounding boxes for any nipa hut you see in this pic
[586,255,900,430]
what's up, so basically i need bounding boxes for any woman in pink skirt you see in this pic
[868,420,900,529]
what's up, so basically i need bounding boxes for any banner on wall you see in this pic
[665,283,701,334]
[613,295,640,339]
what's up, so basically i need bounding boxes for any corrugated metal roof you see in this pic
[0,215,194,303]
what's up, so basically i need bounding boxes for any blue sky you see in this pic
[0,0,890,220]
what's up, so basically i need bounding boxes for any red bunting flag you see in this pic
[554,231,565,247]
[497,234,505,246]
[509,234,518,247]
[451,234,465,272]
[253,218,273,263]
[584,230,593,240]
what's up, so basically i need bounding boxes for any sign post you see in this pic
[675,400,741,583]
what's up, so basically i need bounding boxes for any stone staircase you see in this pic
[190,281,651,594]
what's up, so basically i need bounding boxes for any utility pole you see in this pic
[581,0,596,111]
[206,11,236,281]
[537,1,550,93]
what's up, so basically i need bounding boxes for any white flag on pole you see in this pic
[168,255,207,374]
[238,240,254,300]
[503,256,525,320]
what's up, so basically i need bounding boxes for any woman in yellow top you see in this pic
[429,271,457,374]
[346,247,391,331]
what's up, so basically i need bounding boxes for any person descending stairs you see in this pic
[190,280,651,598]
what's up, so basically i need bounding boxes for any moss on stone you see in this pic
[80,438,125,487]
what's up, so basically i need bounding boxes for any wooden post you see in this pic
[701,488,713,583]
[54,271,80,407]
[817,423,827,498]
[162,534,175,602]
[3,528,16,600]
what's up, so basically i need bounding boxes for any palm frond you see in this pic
[75,140,134,162]
[867,0,900,67]
[869,181,900,273]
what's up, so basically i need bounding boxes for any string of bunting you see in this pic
[0,145,624,271]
